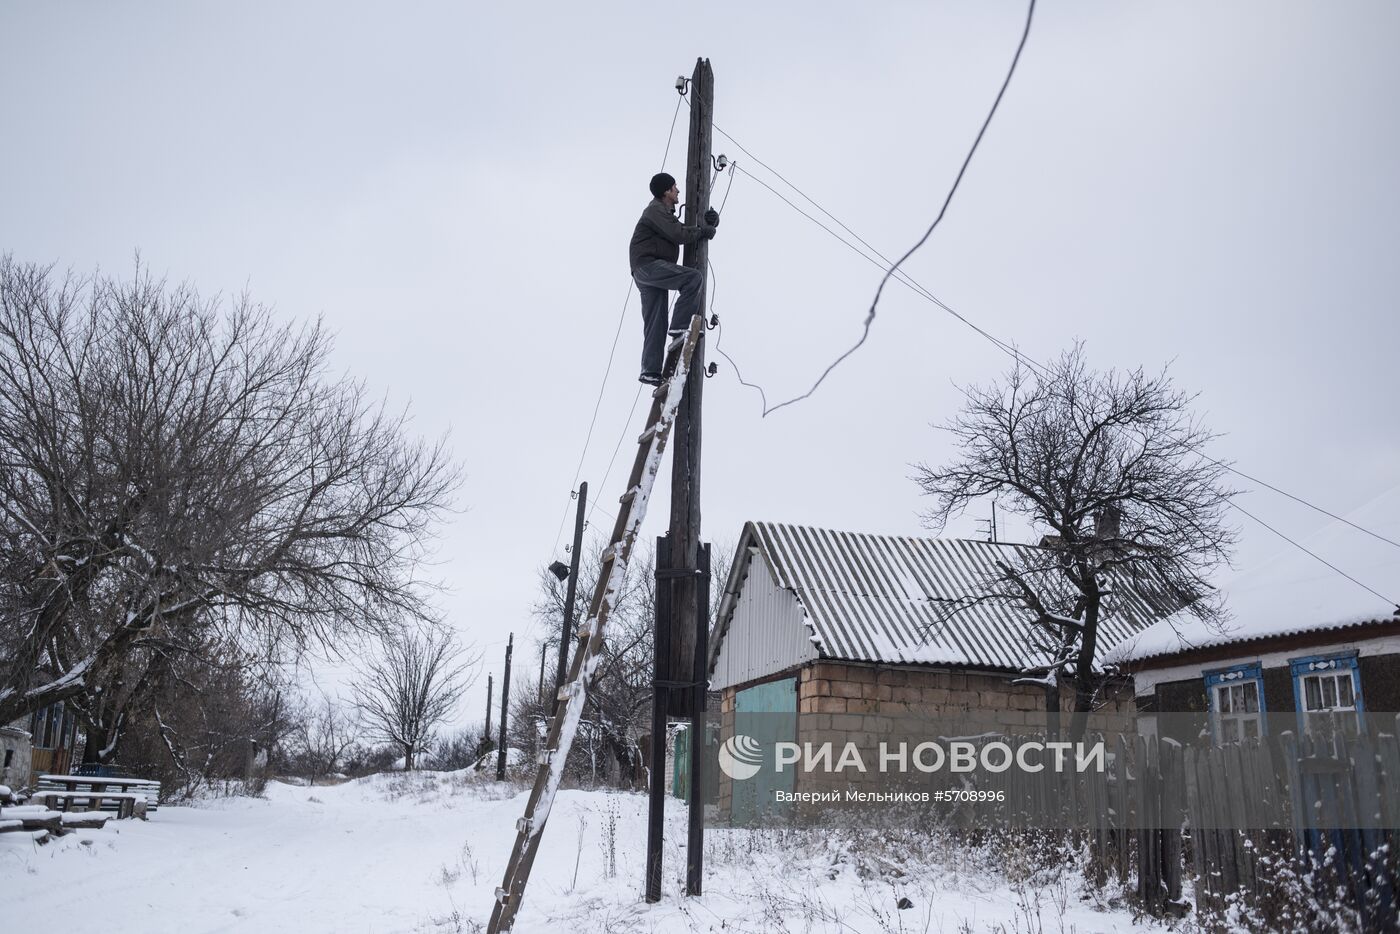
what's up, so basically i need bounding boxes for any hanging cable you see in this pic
[711,158,1398,606]
[661,90,685,169]
[764,0,1037,415]
[717,159,738,212]
[585,384,645,530]
[732,163,1030,372]
[687,44,1400,597]
[552,276,634,555]
[710,125,1400,562]
[706,256,770,411]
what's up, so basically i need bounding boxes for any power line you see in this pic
[764,0,1037,416]
[711,144,1399,609]
[1209,460,1400,551]
[585,384,645,531]
[661,92,684,169]
[731,162,1029,372]
[1231,500,1398,609]
[553,276,636,554]
[676,31,1398,607]
[712,111,1400,565]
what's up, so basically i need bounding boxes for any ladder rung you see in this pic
[637,425,659,445]
[516,816,532,834]
[619,486,641,505]
[601,542,621,562]
[667,332,686,353]
[576,624,592,641]
[537,748,552,765]
[495,886,510,904]
[556,682,577,702]
[652,381,669,399]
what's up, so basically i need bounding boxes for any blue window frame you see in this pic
[1289,651,1364,735]
[1204,663,1266,742]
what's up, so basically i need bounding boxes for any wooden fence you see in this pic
[962,725,1400,928]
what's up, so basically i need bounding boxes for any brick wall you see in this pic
[717,688,735,818]
[793,662,1134,796]
[716,663,1137,816]
[796,662,1133,728]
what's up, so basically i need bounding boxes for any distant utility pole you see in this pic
[556,482,587,697]
[496,633,513,781]
[979,501,999,543]
[537,643,547,703]
[485,674,494,741]
[647,55,713,906]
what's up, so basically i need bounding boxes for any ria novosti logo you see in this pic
[715,734,1107,781]
[717,734,764,780]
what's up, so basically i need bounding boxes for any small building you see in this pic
[707,521,1163,815]
[0,702,81,790]
[1111,486,1400,745]
[1,721,31,790]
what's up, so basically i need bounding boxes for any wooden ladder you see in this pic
[487,314,705,933]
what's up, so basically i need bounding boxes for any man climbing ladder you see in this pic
[491,61,718,933]
[629,171,720,385]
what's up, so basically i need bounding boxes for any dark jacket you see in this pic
[628,199,714,273]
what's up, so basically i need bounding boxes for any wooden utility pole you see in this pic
[688,543,710,896]
[485,674,494,741]
[676,56,713,902]
[496,633,513,781]
[646,55,714,905]
[670,59,712,710]
[556,482,587,696]
[647,535,674,903]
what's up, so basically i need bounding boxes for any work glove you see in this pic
[703,208,720,228]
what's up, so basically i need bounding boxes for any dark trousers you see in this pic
[633,259,702,375]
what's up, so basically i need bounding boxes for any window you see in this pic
[42,702,62,749]
[1205,664,1265,742]
[1290,652,1364,736]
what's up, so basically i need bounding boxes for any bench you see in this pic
[36,774,160,815]
[33,790,144,820]
[0,805,111,835]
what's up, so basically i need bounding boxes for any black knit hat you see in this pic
[649,172,676,198]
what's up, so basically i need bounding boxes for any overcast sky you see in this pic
[3,2,1397,726]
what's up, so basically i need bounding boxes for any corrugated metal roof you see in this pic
[713,521,1167,673]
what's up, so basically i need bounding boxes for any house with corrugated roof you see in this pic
[1109,486,1400,746]
[706,521,1165,813]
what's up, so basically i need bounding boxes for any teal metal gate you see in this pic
[730,677,797,822]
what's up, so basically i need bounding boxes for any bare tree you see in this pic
[354,626,475,770]
[428,725,485,771]
[290,694,359,783]
[113,646,295,798]
[914,345,1237,740]
[0,258,460,741]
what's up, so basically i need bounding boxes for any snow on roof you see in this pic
[1109,485,1400,664]
[714,521,1164,672]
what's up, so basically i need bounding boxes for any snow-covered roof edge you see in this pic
[1107,485,1400,665]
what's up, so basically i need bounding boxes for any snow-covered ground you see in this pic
[2,771,1168,933]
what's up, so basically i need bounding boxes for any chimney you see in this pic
[1095,506,1122,542]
